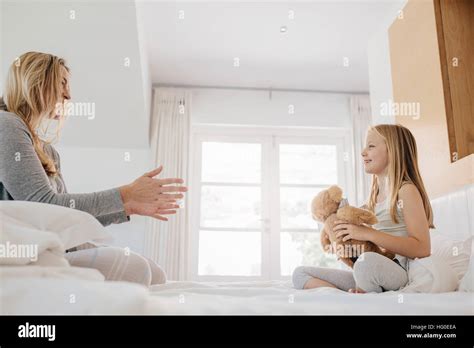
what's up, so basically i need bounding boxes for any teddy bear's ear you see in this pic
[327,185,343,203]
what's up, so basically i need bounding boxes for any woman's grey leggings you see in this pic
[292,252,408,293]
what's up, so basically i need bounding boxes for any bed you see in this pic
[1,185,473,315]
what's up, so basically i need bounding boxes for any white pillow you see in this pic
[402,255,459,293]
[430,232,472,281]
[458,238,474,292]
[0,201,111,250]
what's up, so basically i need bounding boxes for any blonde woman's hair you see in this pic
[0,52,69,176]
[367,124,434,228]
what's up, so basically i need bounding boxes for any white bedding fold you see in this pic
[1,266,149,315]
[0,201,149,315]
[0,212,67,266]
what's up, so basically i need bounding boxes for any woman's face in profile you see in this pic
[52,66,71,120]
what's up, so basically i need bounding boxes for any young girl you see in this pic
[292,124,433,293]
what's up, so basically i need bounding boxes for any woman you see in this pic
[0,52,188,287]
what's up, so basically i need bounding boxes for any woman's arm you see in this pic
[0,114,126,219]
[0,114,185,223]
[334,184,431,259]
[96,211,130,226]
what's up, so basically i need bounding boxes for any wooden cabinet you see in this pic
[389,0,473,199]
[434,0,474,162]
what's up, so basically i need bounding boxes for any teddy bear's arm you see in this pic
[336,206,378,225]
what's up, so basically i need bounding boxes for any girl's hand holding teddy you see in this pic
[333,221,376,242]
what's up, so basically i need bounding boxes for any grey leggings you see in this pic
[292,252,408,293]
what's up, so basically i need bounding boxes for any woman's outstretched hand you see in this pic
[119,166,188,221]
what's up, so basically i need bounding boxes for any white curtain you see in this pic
[144,87,192,280]
[350,95,373,207]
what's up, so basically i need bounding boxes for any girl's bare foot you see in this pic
[348,287,366,294]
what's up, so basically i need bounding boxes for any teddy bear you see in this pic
[311,185,395,268]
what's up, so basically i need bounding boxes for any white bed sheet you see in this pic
[146,280,474,315]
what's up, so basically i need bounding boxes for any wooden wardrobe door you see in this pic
[434,0,474,162]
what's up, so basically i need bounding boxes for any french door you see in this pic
[189,126,352,281]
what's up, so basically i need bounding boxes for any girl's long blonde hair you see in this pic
[0,52,69,176]
[368,124,434,228]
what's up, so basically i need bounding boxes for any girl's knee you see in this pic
[355,251,380,264]
[353,252,405,293]
[292,266,305,280]
[292,266,310,289]
[354,252,382,273]
[353,252,380,292]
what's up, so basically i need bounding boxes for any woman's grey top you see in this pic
[0,111,129,226]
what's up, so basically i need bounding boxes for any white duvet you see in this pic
[0,266,149,315]
[0,202,149,315]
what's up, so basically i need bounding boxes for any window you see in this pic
[198,140,263,276]
[278,142,340,276]
[189,126,353,280]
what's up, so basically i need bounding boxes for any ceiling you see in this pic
[137,0,405,93]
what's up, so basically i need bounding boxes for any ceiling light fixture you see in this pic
[280,26,287,33]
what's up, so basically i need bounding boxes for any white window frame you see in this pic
[188,124,354,281]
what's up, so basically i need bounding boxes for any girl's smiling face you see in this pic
[361,129,389,175]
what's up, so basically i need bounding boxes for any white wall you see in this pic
[368,30,395,125]
[55,146,151,254]
[190,88,352,128]
[1,0,149,148]
[367,0,407,125]
[135,1,152,143]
